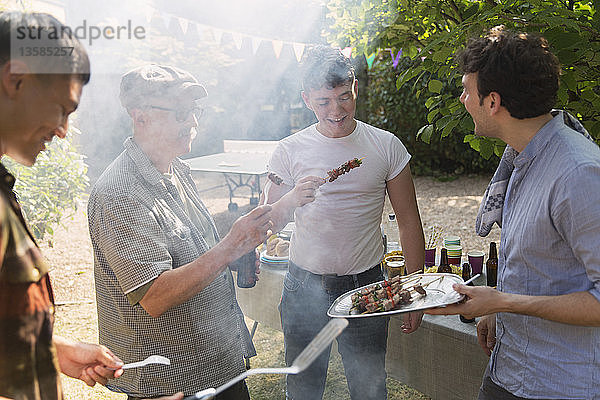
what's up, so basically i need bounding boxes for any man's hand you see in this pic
[477,314,497,356]
[425,284,504,318]
[223,205,273,261]
[53,336,123,387]
[285,176,324,208]
[401,310,423,333]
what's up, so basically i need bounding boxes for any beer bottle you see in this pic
[486,242,498,287]
[438,248,452,273]
[231,251,257,288]
[459,262,475,323]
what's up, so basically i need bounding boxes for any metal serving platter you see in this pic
[327,273,465,318]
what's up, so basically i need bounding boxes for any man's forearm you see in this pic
[501,290,600,326]
[139,243,233,317]
[269,194,296,233]
[398,220,425,273]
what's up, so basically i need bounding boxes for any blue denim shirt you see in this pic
[490,115,600,398]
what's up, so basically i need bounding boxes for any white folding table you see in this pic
[186,140,278,211]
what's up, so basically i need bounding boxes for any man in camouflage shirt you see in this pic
[0,11,124,400]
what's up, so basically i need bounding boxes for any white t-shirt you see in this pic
[268,120,410,275]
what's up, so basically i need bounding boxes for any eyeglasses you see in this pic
[148,105,205,122]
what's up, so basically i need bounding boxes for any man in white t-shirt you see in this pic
[266,46,425,400]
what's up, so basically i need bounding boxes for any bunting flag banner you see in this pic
[251,37,262,54]
[142,3,318,63]
[232,31,244,50]
[389,49,403,68]
[341,47,352,58]
[293,42,305,62]
[366,52,376,69]
[272,40,283,58]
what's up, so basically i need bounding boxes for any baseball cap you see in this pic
[119,64,208,110]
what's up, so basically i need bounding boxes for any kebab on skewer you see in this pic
[350,275,441,315]
[325,157,364,183]
[267,172,283,186]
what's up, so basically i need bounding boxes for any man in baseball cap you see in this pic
[88,64,273,399]
[119,64,208,110]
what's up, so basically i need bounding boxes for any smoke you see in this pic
[19,0,324,180]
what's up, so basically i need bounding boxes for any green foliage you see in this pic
[2,126,89,241]
[327,0,600,156]
[364,56,498,175]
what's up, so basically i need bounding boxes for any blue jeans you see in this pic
[279,262,388,400]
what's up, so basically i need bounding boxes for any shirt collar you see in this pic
[123,137,191,186]
[513,114,562,169]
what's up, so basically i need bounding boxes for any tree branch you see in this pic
[440,10,460,25]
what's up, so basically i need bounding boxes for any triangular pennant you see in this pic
[390,49,403,68]
[142,7,155,23]
[184,23,200,44]
[293,42,305,62]
[202,26,215,42]
[168,17,184,39]
[213,28,224,44]
[272,40,283,58]
[341,47,352,58]
[232,31,244,50]
[366,52,376,69]
[150,12,167,34]
[178,17,188,34]
[251,37,262,54]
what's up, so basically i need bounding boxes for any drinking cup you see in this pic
[468,250,485,275]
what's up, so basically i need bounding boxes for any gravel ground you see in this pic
[45,172,501,399]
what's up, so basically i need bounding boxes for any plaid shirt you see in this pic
[0,163,62,400]
[88,138,254,397]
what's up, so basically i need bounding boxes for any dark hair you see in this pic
[0,11,90,84]
[301,45,355,92]
[457,26,560,119]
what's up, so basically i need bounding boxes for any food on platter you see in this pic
[350,274,440,315]
[266,237,281,256]
[325,157,363,183]
[267,172,283,185]
[275,240,290,257]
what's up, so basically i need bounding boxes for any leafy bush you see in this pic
[2,126,89,241]
[364,55,498,176]
[328,0,600,156]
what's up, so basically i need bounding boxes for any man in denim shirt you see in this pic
[428,27,600,399]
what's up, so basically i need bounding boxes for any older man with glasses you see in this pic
[88,64,273,400]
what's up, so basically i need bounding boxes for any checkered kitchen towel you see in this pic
[475,110,594,237]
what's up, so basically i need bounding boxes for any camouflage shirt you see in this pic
[0,163,61,400]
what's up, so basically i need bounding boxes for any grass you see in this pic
[54,303,428,400]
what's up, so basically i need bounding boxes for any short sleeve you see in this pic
[386,135,411,181]
[89,194,172,295]
[267,143,294,186]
